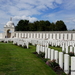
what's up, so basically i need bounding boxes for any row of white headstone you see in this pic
[0,38,29,49]
[62,43,75,54]
[13,39,29,48]
[48,39,75,47]
[0,38,10,43]
[36,44,75,75]
[48,39,75,55]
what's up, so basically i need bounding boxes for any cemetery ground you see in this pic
[0,42,57,75]
[49,46,62,52]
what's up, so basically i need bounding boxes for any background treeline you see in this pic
[15,20,67,31]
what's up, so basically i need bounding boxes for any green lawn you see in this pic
[0,42,57,75]
[49,46,62,52]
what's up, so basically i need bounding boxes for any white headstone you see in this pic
[54,50,59,63]
[42,47,45,52]
[37,45,40,54]
[45,47,48,58]
[62,43,65,52]
[66,45,68,53]
[40,45,43,52]
[64,54,69,74]
[48,48,51,59]
[51,49,54,60]
[70,46,73,52]
[59,52,63,69]
[71,57,75,75]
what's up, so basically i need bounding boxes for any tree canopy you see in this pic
[15,20,67,31]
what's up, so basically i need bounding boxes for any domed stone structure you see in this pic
[4,19,14,27]
[4,18,15,38]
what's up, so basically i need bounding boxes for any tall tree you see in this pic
[45,20,51,31]
[50,22,55,31]
[15,20,67,31]
[55,20,67,31]
[15,20,29,31]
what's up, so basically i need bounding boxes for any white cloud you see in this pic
[13,16,38,22]
[0,0,63,17]
[0,0,75,30]
[55,0,62,4]
[61,0,75,10]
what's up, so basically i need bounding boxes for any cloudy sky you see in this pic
[0,0,75,32]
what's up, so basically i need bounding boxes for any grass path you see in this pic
[49,46,62,52]
[0,43,57,75]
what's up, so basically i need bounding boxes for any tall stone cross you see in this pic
[10,17,12,21]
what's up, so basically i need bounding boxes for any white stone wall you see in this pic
[2,31,75,40]
[0,33,3,38]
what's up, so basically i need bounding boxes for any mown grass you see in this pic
[0,42,57,75]
[49,46,62,52]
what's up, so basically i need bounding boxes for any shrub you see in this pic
[46,59,59,68]
[46,59,66,74]
[43,59,48,62]
[37,51,45,58]
[39,51,45,58]
[68,52,74,56]
[46,60,51,66]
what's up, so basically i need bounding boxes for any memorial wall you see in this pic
[14,31,75,40]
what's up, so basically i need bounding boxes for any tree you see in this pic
[23,20,29,31]
[50,22,55,31]
[33,21,39,31]
[28,23,35,31]
[15,20,29,31]
[15,20,67,31]
[55,20,67,31]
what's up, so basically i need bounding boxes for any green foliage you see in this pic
[55,20,67,31]
[43,58,49,62]
[46,60,66,75]
[46,59,59,68]
[68,52,74,56]
[15,19,67,31]
[15,20,29,31]
[38,51,45,58]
